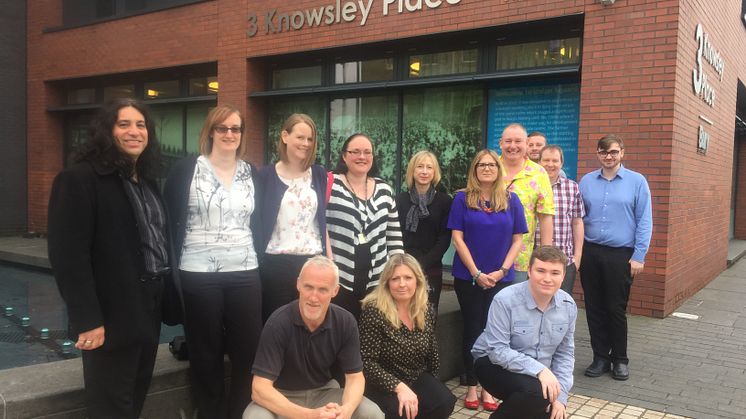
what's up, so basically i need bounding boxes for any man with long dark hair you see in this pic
[48,98,169,418]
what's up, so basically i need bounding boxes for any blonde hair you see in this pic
[404,151,441,190]
[278,113,318,170]
[361,254,429,330]
[463,149,509,212]
[198,105,246,157]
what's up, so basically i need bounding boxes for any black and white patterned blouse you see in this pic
[359,304,439,393]
[326,175,404,291]
[179,156,258,272]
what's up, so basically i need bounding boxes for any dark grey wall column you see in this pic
[0,1,27,235]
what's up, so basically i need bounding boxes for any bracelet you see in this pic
[472,270,481,286]
[500,266,510,276]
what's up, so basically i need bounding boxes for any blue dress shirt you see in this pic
[472,282,576,405]
[579,165,653,262]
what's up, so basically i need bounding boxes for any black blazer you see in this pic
[48,161,163,348]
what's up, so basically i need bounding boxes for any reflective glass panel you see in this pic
[266,97,328,166]
[330,95,399,185]
[144,80,179,100]
[409,49,478,78]
[150,104,183,157]
[272,66,322,89]
[402,85,483,193]
[103,84,134,101]
[67,88,96,105]
[496,38,581,70]
[334,58,394,84]
[186,103,212,155]
[189,77,218,96]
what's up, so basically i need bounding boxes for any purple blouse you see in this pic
[447,191,528,282]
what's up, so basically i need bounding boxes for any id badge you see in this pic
[357,233,368,244]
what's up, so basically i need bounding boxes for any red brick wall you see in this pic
[665,0,746,314]
[26,0,746,316]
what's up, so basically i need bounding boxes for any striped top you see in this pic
[326,174,404,291]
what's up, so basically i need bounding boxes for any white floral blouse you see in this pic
[179,156,258,272]
[265,168,322,255]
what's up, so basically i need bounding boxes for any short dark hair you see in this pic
[529,245,568,269]
[77,98,161,180]
[539,144,564,164]
[333,133,379,176]
[597,134,624,151]
[528,131,546,139]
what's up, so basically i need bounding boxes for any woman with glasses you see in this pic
[326,133,404,319]
[447,149,527,412]
[164,105,261,419]
[395,151,452,312]
[255,114,331,321]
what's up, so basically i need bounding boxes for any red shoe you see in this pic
[463,396,480,410]
[482,400,499,412]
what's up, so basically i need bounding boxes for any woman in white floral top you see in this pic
[255,114,331,321]
[164,105,261,419]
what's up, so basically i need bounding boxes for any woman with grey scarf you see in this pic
[395,151,452,311]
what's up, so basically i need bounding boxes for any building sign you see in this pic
[486,81,581,180]
[691,23,724,154]
[247,0,461,37]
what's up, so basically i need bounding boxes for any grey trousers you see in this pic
[243,380,384,419]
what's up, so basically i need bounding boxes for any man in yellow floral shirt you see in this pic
[498,123,555,282]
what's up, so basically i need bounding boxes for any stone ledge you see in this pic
[0,292,463,418]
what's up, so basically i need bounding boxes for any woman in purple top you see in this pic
[448,149,528,411]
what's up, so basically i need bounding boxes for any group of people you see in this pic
[47,97,652,419]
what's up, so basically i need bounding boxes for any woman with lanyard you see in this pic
[326,133,404,319]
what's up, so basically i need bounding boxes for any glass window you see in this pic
[272,66,322,89]
[189,77,218,96]
[67,88,96,105]
[409,49,478,78]
[330,95,399,185]
[266,97,328,166]
[150,104,184,157]
[334,58,394,84]
[103,84,135,101]
[496,38,581,70]
[186,103,212,154]
[144,80,179,100]
[402,85,483,193]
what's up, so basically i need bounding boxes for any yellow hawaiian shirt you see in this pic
[499,157,555,272]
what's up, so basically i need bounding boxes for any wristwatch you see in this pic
[499,267,510,276]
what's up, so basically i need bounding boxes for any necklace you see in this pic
[344,173,369,244]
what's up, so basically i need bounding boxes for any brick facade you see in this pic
[26,0,746,317]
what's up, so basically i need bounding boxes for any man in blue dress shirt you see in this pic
[472,246,576,419]
[578,134,653,381]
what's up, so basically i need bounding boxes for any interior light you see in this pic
[208,81,219,92]
[409,62,420,76]
[146,89,159,98]
[560,47,566,56]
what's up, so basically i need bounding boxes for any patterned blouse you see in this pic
[265,168,322,255]
[499,157,555,271]
[179,156,258,272]
[359,304,439,393]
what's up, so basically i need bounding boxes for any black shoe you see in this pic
[584,359,611,377]
[612,363,629,381]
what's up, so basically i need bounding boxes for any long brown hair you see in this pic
[278,113,318,170]
[463,149,509,212]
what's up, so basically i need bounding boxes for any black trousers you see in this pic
[474,357,551,419]
[453,278,508,386]
[260,253,317,322]
[333,243,373,320]
[579,242,634,364]
[560,263,577,295]
[424,266,444,312]
[81,278,162,419]
[364,372,456,419]
[180,269,262,419]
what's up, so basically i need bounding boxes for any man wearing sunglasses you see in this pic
[578,134,652,381]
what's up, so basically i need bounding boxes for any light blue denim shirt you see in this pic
[472,281,577,405]
[578,165,653,262]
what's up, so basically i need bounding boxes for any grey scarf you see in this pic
[405,187,436,232]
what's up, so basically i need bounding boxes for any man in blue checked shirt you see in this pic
[472,246,576,419]
[578,134,652,381]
